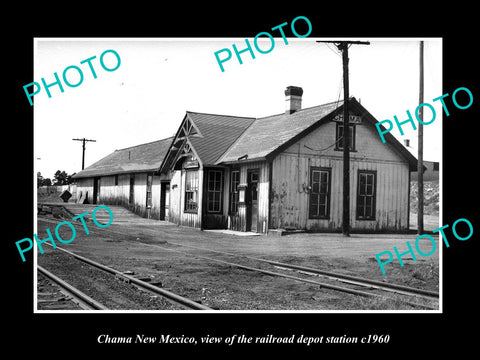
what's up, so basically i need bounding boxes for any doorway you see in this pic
[93,177,100,204]
[160,182,170,221]
[246,169,259,232]
[129,175,135,206]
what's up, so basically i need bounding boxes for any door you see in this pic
[246,170,259,232]
[129,175,135,206]
[93,177,100,204]
[160,182,170,221]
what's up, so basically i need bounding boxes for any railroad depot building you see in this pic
[73,86,418,233]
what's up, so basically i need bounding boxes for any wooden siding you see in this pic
[169,171,182,225]
[169,169,204,229]
[76,178,94,203]
[169,163,271,232]
[227,161,270,233]
[76,173,169,220]
[270,120,411,232]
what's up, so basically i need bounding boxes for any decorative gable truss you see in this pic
[160,114,203,172]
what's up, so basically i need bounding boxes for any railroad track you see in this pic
[38,215,439,310]
[37,265,107,310]
[39,242,212,311]
[138,241,438,309]
[165,241,439,299]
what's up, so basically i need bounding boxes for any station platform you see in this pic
[37,203,170,226]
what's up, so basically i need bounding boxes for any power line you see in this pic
[72,138,96,170]
[317,40,370,237]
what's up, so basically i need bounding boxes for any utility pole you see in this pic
[317,40,370,236]
[72,138,96,170]
[417,41,424,234]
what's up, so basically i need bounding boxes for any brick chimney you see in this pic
[285,86,303,114]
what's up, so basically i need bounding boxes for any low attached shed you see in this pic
[72,137,173,220]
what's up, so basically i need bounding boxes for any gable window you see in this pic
[335,123,356,151]
[229,170,240,214]
[146,174,153,208]
[357,170,376,220]
[309,167,331,219]
[207,170,223,213]
[185,170,199,213]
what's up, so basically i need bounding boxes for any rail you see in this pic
[37,265,108,310]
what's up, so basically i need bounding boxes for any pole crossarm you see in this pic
[72,138,97,142]
[316,40,370,45]
[72,138,97,170]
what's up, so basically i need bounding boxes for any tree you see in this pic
[37,172,52,187]
[53,170,75,185]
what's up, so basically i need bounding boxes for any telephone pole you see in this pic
[417,41,424,234]
[72,138,96,170]
[317,40,370,236]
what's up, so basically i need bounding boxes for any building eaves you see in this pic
[72,137,174,179]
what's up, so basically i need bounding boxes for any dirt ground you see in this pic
[36,208,440,311]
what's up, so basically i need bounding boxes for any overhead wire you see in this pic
[304,41,351,154]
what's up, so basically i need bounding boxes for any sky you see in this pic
[34,38,442,180]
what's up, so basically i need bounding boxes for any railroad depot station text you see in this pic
[97,333,390,346]
[16,205,113,262]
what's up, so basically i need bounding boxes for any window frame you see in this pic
[229,169,240,215]
[335,123,356,151]
[207,169,223,214]
[356,170,377,220]
[308,167,331,219]
[184,170,199,213]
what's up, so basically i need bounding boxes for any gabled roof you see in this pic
[216,97,418,171]
[72,137,173,179]
[349,99,419,171]
[160,111,255,171]
[186,111,256,165]
[74,97,418,179]
[216,100,341,163]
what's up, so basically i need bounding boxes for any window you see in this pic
[309,167,331,219]
[229,170,240,214]
[357,171,376,220]
[185,170,199,212]
[248,170,258,202]
[114,174,118,186]
[207,170,223,213]
[146,174,153,208]
[336,123,356,151]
